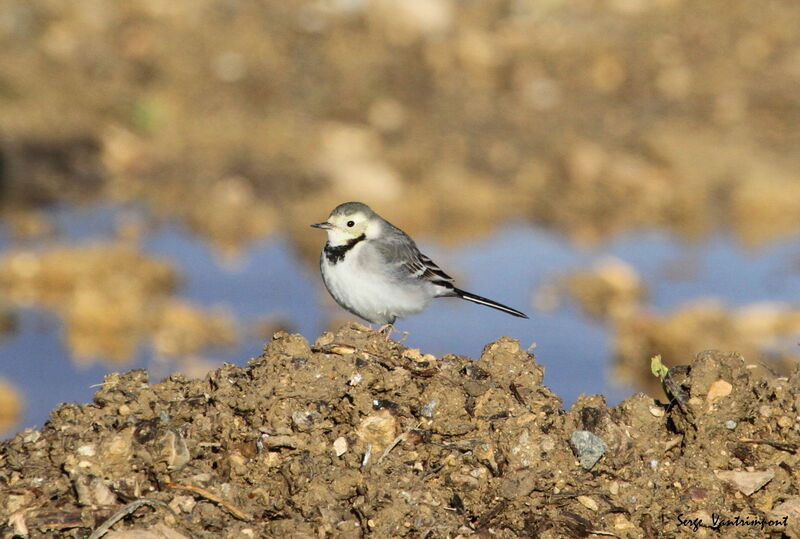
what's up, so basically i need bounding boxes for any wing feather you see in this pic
[373,225,455,291]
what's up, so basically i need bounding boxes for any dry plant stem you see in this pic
[378,423,422,464]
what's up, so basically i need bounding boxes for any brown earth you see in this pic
[2,325,800,538]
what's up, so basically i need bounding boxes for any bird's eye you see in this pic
[346,220,355,227]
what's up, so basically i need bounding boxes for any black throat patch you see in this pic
[324,233,366,264]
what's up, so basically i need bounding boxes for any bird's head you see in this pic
[311,201,380,245]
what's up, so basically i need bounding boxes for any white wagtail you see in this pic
[311,202,528,337]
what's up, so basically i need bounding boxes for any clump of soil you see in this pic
[2,325,800,537]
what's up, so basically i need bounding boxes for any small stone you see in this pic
[777,415,793,428]
[421,400,438,418]
[228,452,248,475]
[609,481,620,495]
[449,471,480,489]
[759,405,773,417]
[333,436,348,457]
[91,478,117,506]
[77,444,97,457]
[613,514,635,530]
[706,379,732,402]
[402,348,422,360]
[715,469,774,496]
[665,436,682,451]
[169,495,197,514]
[356,410,398,455]
[570,430,607,471]
[724,420,737,430]
[261,435,300,449]
[688,487,708,501]
[292,411,314,429]
[649,405,665,417]
[22,430,41,444]
[577,495,599,511]
[540,435,555,452]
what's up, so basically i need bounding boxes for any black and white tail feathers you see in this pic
[391,232,528,319]
[452,287,529,319]
[409,249,528,319]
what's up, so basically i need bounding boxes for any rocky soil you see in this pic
[2,325,800,538]
[2,0,800,438]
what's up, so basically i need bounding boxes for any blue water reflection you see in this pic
[1,205,799,436]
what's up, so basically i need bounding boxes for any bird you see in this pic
[311,202,528,338]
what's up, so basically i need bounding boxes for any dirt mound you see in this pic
[2,325,800,537]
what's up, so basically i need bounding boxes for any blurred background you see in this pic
[1,0,800,438]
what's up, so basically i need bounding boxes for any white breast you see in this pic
[320,241,436,325]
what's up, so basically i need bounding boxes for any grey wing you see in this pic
[374,226,456,291]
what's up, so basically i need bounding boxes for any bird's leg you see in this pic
[377,323,394,341]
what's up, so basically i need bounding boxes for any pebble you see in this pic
[706,379,732,402]
[76,444,96,457]
[421,400,438,418]
[648,405,665,417]
[333,436,348,456]
[540,435,555,452]
[570,430,607,471]
[577,495,599,511]
[715,469,774,496]
[613,514,635,530]
[292,411,314,428]
[22,430,41,444]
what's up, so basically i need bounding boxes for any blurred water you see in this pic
[1,205,800,437]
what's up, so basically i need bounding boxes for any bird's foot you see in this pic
[377,323,394,341]
[376,324,409,343]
